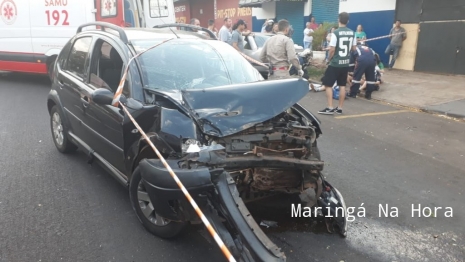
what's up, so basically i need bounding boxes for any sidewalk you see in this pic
[375,70,465,119]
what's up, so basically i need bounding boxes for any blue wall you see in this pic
[252,17,267,33]
[346,10,396,64]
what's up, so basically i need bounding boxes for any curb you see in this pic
[420,107,465,120]
[307,79,465,121]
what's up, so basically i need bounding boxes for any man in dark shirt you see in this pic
[348,43,377,100]
[318,12,357,115]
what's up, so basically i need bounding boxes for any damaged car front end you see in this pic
[135,79,348,261]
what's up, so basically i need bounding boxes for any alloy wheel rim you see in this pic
[52,112,64,146]
[137,180,170,226]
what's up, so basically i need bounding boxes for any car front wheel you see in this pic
[50,105,77,153]
[129,166,187,238]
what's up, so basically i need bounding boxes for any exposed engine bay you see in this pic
[206,109,322,199]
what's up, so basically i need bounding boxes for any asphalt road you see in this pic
[0,73,464,262]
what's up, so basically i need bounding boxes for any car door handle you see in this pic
[58,79,65,88]
[81,96,90,108]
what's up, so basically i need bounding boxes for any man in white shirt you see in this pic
[218,17,232,43]
[303,22,314,50]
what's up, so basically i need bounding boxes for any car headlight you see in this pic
[181,139,201,153]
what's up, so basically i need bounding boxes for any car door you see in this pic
[81,37,126,173]
[58,36,94,143]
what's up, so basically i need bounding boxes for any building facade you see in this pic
[174,0,252,32]
[396,0,465,75]
[173,0,464,75]
[339,0,396,65]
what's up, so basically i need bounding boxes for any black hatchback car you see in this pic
[47,22,340,260]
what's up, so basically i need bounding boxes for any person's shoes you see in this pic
[318,107,336,115]
[347,93,357,98]
[335,107,343,114]
[365,93,372,100]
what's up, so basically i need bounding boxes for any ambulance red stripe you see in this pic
[0,51,48,74]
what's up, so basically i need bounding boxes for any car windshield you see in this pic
[131,39,263,91]
[254,35,270,48]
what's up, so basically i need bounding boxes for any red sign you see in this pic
[174,2,190,24]
[215,0,252,30]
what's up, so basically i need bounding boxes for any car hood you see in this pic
[182,78,309,137]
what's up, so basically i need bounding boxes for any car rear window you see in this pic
[132,39,263,91]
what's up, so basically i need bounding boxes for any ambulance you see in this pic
[0,0,175,76]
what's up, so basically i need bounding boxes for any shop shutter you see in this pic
[276,2,305,46]
[311,0,339,24]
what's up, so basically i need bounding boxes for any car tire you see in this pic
[129,166,187,238]
[50,105,77,153]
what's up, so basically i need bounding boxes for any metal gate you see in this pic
[414,21,465,75]
[311,0,339,24]
[276,2,305,46]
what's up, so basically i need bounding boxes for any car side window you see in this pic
[66,37,92,80]
[89,39,129,96]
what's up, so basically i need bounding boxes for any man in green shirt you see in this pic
[318,12,357,115]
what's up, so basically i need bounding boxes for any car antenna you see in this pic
[160,17,180,39]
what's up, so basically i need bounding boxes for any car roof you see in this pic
[252,33,274,37]
[78,27,212,45]
[123,28,212,41]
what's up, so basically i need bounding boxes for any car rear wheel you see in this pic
[129,166,187,238]
[50,105,77,153]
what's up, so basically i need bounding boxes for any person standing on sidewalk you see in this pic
[385,20,407,69]
[355,24,367,44]
[303,22,314,50]
[318,12,357,115]
[218,17,232,43]
[260,19,304,80]
[230,20,247,53]
[207,19,218,38]
[309,17,318,30]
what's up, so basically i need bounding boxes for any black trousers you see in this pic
[350,60,376,97]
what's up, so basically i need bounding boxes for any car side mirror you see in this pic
[92,88,114,105]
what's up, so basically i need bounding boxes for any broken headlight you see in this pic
[181,139,201,154]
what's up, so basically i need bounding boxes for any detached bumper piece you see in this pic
[216,172,286,262]
[139,159,216,221]
[317,180,348,237]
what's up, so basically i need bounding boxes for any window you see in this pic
[101,0,117,17]
[89,40,126,94]
[66,37,92,79]
[149,0,169,18]
[132,40,263,91]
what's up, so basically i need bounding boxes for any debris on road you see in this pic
[260,220,278,228]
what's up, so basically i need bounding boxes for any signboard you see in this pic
[216,0,252,30]
[174,2,189,24]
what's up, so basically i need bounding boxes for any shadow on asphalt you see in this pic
[1,72,51,86]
